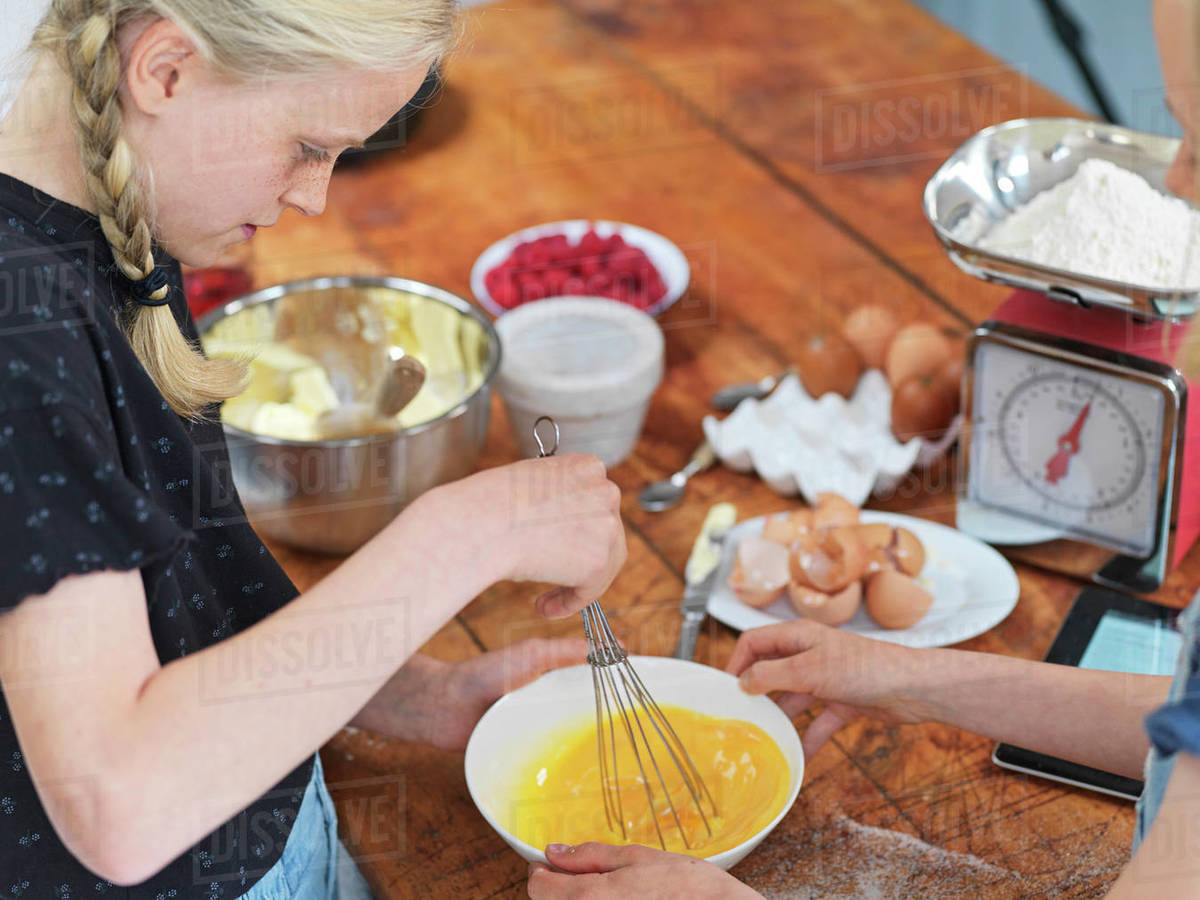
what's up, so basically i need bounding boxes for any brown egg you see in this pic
[864,570,933,629]
[728,537,790,608]
[891,527,926,577]
[842,305,900,370]
[788,580,862,627]
[884,323,952,388]
[761,509,814,545]
[788,526,868,593]
[939,355,964,403]
[890,371,959,442]
[812,492,860,529]
[796,330,863,399]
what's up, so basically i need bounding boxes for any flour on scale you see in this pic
[979,157,1200,288]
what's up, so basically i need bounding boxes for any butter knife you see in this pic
[674,502,738,660]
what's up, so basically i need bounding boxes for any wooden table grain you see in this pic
[243,1,1186,896]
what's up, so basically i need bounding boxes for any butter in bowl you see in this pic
[203,282,490,440]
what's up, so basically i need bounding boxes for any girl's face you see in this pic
[120,19,429,266]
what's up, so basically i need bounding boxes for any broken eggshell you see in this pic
[761,509,814,545]
[864,569,933,629]
[728,536,791,608]
[854,522,896,574]
[890,527,926,577]
[788,526,868,594]
[701,371,961,506]
[853,523,926,576]
[812,492,860,530]
[787,580,862,627]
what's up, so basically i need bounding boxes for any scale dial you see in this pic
[969,340,1170,558]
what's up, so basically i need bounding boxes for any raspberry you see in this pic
[486,227,668,311]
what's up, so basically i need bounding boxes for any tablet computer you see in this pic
[992,586,1182,800]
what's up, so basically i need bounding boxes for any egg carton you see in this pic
[701,371,961,507]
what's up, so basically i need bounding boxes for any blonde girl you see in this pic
[0,2,625,897]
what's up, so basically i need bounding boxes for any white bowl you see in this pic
[494,297,664,466]
[470,219,691,318]
[463,656,804,871]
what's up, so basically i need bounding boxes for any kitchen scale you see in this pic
[958,291,1195,593]
[925,118,1200,593]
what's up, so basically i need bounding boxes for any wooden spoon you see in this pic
[281,331,387,407]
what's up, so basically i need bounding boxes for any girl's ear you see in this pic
[122,17,202,116]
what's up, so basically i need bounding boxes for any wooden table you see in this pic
[244,1,1195,895]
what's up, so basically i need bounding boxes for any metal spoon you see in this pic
[375,352,427,417]
[277,289,390,407]
[710,366,796,411]
[282,332,386,407]
[315,353,427,440]
[638,440,717,512]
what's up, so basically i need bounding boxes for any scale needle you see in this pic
[1045,400,1092,485]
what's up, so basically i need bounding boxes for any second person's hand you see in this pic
[352,637,590,751]
[527,843,762,899]
[727,620,938,758]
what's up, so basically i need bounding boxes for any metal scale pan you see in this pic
[923,117,1198,320]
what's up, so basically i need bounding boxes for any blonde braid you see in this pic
[37,2,247,420]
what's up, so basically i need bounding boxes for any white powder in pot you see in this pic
[979,158,1200,288]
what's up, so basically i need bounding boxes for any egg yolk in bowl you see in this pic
[506,706,790,857]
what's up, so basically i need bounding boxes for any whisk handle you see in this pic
[674,611,705,660]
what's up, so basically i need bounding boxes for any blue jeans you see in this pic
[1135,595,1200,850]
[240,754,374,899]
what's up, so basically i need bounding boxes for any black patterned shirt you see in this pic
[0,172,313,898]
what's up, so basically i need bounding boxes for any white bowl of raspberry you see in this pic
[470,219,690,318]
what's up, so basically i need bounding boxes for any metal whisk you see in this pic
[532,416,718,851]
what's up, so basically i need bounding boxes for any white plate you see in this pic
[954,499,1067,546]
[706,511,1020,648]
[470,219,690,318]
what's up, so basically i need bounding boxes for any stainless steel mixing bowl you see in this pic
[197,276,501,555]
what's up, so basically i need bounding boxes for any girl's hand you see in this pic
[353,638,589,751]
[423,454,626,618]
[527,843,762,899]
[726,620,936,758]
